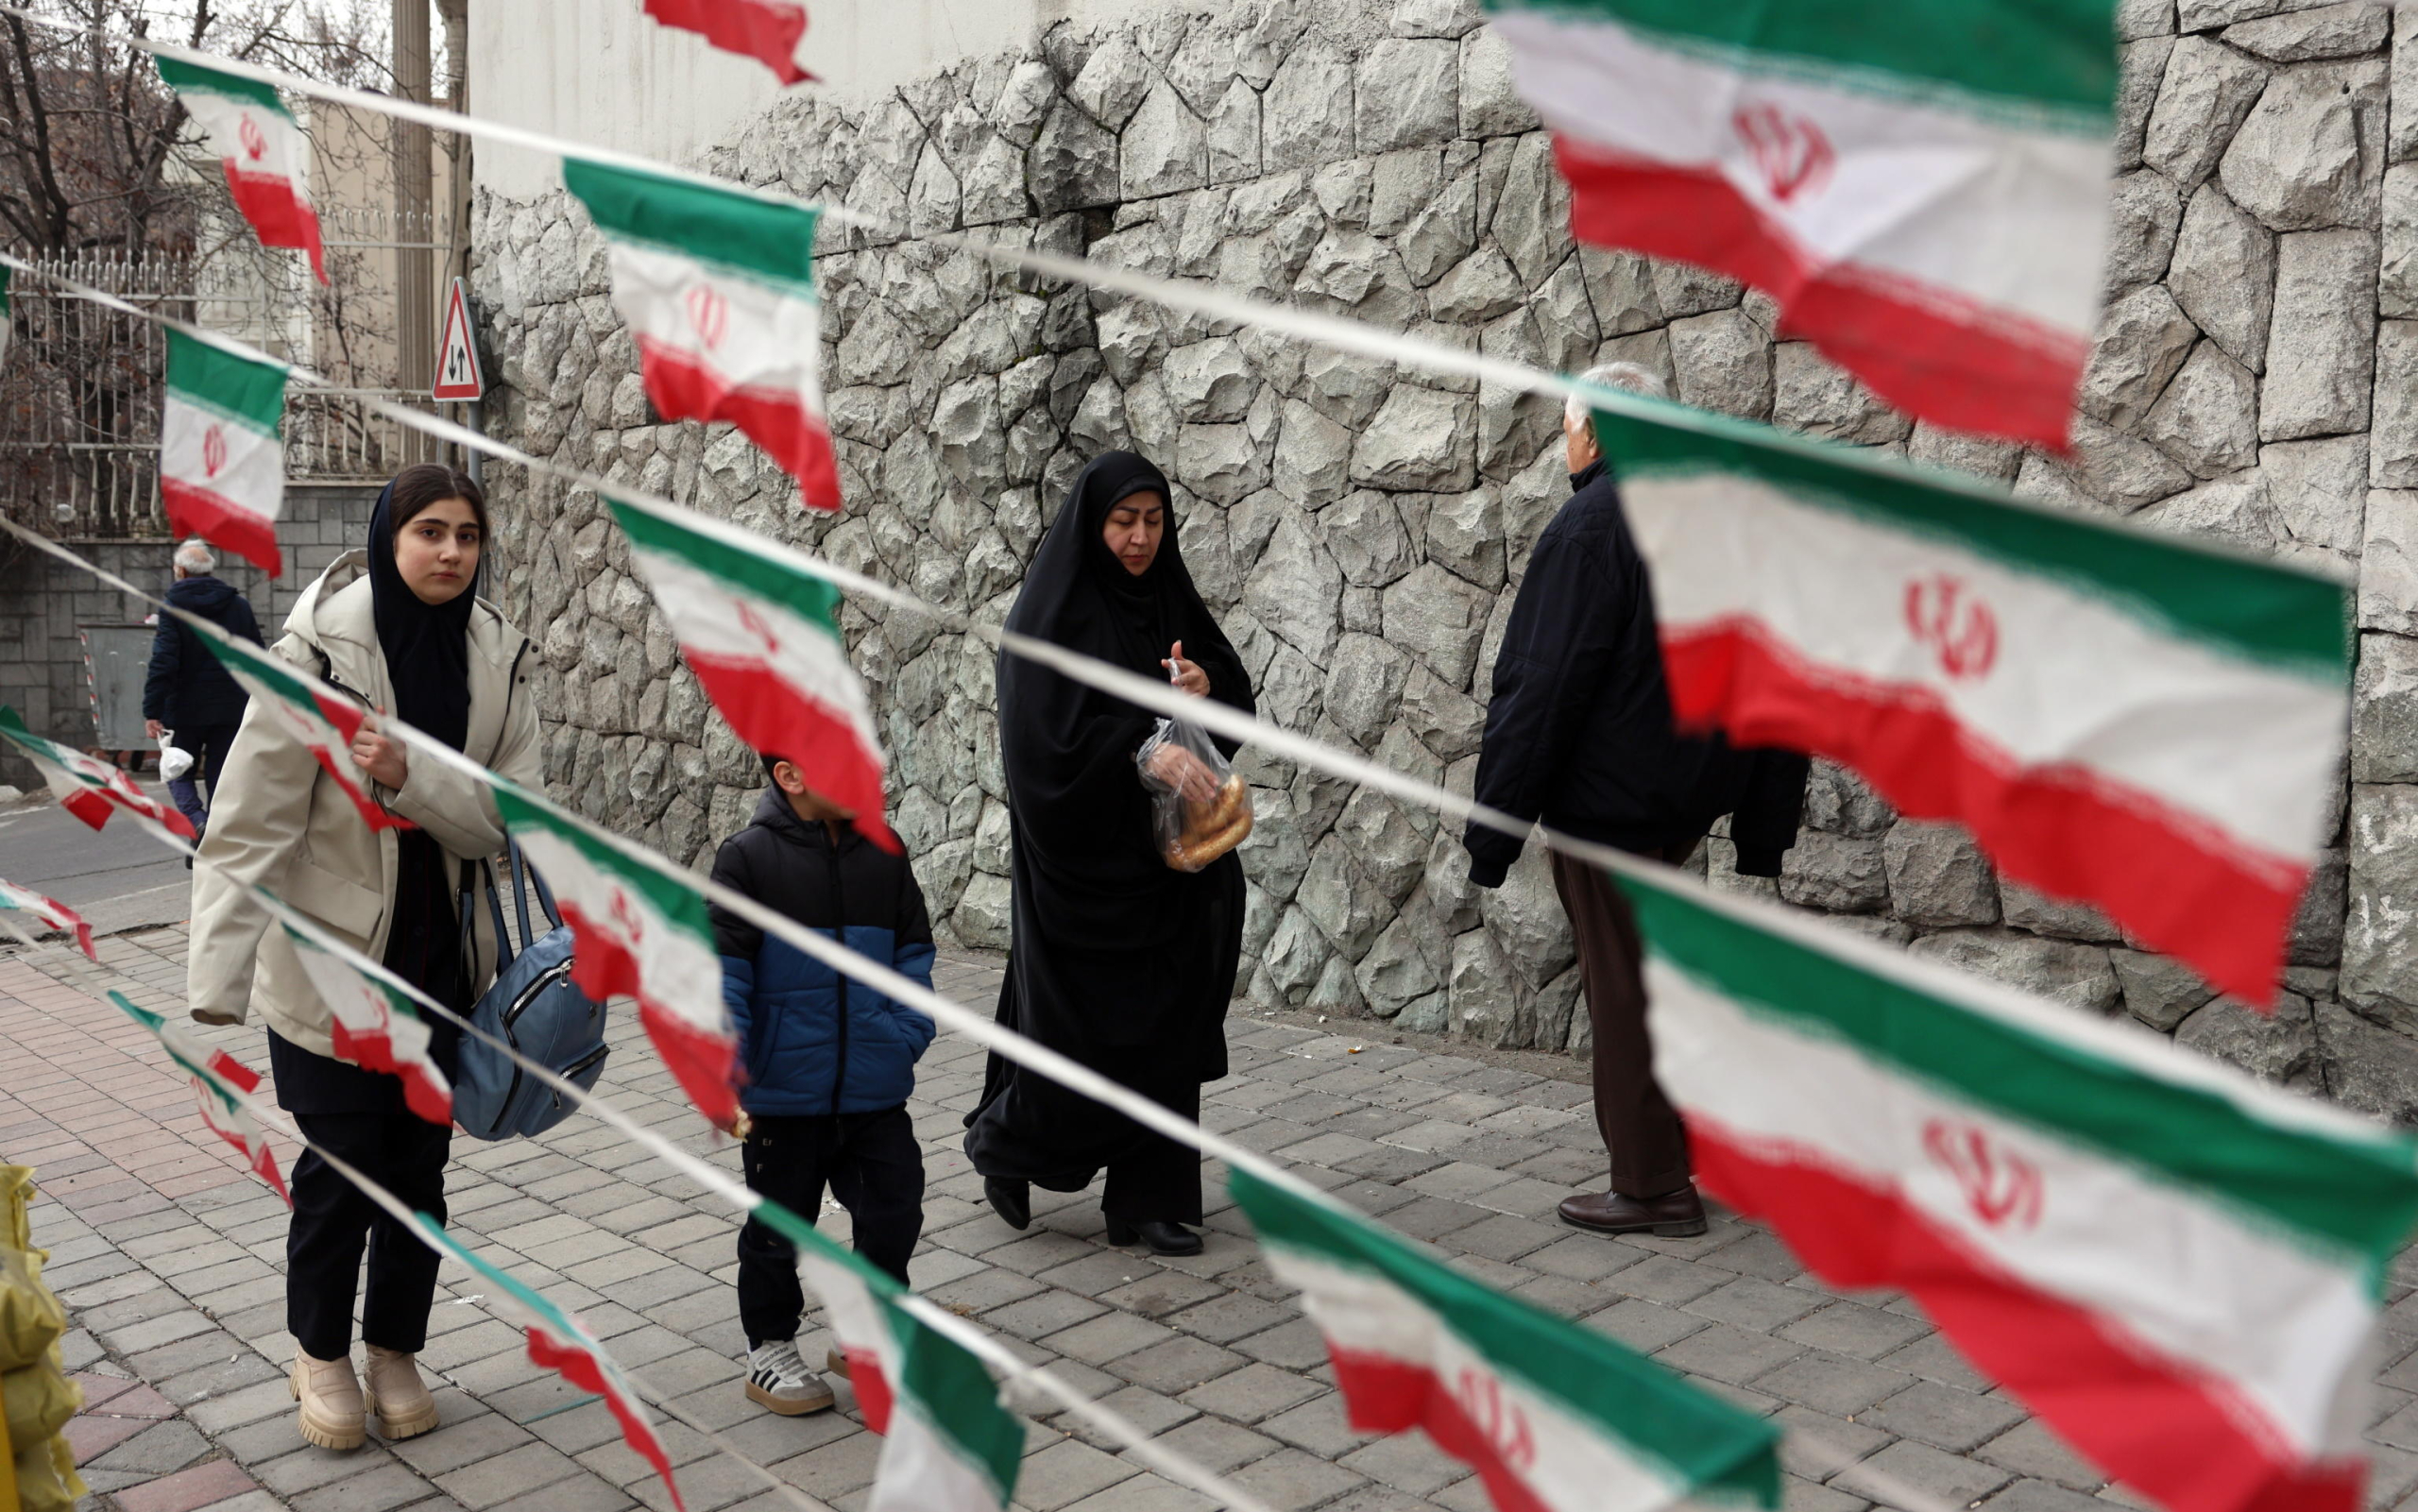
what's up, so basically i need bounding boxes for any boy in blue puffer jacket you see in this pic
[707,755,936,1418]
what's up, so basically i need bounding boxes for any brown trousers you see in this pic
[1549,845,1696,1198]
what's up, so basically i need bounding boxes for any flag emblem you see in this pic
[238,112,265,160]
[1922,1120,2043,1233]
[686,285,728,350]
[1904,575,1998,681]
[1731,105,1831,205]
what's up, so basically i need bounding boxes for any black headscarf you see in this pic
[367,478,477,751]
[996,451,1254,926]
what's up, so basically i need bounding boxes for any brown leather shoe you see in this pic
[1558,1185,1708,1237]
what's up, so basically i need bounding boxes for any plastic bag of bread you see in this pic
[12,1423,85,1512]
[0,1244,60,1377]
[1136,716,1252,873]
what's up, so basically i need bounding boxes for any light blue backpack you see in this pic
[451,841,610,1139]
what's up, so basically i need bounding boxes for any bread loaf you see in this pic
[1164,774,1253,870]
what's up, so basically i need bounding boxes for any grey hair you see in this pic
[1565,361,1669,429]
[172,538,215,575]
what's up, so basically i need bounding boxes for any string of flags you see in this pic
[100,989,289,1205]
[1592,401,2349,1005]
[155,55,327,283]
[0,881,91,960]
[0,705,194,840]
[643,0,814,86]
[1482,0,2113,450]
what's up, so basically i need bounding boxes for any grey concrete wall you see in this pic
[0,484,382,790]
[468,0,2418,1120]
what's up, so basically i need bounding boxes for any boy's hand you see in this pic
[722,1110,754,1140]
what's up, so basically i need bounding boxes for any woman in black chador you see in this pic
[963,450,1254,1256]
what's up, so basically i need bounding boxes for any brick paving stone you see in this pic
[1230,1318,1333,1372]
[1007,1436,1139,1511]
[1831,1439,2013,1507]
[1259,1392,1364,1461]
[1752,1351,1918,1418]
[1063,1473,1217,1512]
[1338,1431,1466,1496]
[1979,1479,2119,1512]
[1175,1361,1327,1424]
[1520,1233,1642,1283]
[1653,1321,1806,1385]
[1042,1311,1178,1366]
[1228,1445,1368,1511]
[1143,1414,1284,1475]
[481,1473,637,1512]
[389,1413,539,1478]
[1610,1251,1729,1306]
[1975,1420,2105,1491]
[1585,1298,1711,1353]
[113,1458,260,1512]
[1779,1300,1933,1362]
[65,1411,153,1460]
[1865,1380,2032,1455]
[92,1418,213,1474]
[1688,1276,1829,1332]
[1880,1333,1996,1393]
[434,1440,587,1509]
[1163,1291,1296,1345]
[1107,1334,1249,1395]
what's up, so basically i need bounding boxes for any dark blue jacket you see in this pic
[706,787,937,1116]
[1465,460,1808,887]
[143,575,262,728]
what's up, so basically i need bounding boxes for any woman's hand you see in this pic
[1166,639,1210,698]
[1147,740,1221,803]
[349,721,408,790]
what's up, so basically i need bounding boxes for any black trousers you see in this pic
[737,1107,926,1348]
[1550,845,1699,1199]
[286,1111,451,1359]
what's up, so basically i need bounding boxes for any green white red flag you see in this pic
[393,1209,686,1512]
[749,1203,1021,1511]
[162,326,290,575]
[1594,405,2347,1005]
[642,0,813,83]
[1489,0,2114,448]
[1230,1167,1780,1512]
[562,159,841,511]
[108,990,289,1204]
[0,880,94,960]
[1624,866,2418,1512]
[281,917,451,1126]
[608,493,894,848]
[489,786,739,1128]
[157,55,326,281]
[0,705,196,839]
[191,622,409,832]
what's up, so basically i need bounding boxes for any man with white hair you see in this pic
[1463,363,1809,1239]
[143,537,263,836]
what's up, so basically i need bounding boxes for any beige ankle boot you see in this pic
[290,1350,366,1450]
[364,1346,439,1439]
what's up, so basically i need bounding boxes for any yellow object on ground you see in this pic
[0,1166,78,1512]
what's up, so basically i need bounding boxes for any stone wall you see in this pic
[468,0,2418,1119]
[0,484,382,790]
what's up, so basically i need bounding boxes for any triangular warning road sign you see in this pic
[434,278,484,401]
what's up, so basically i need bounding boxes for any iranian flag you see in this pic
[1489,0,2113,449]
[0,705,196,839]
[643,0,815,84]
[1623,867,2418,1512]
[282,919,451,1126]
[750,1203,1021,1511]
[1595,406,2347,1005]
[562,159,841,511]
[389,1211,686,1512]
[192,623,408,832]
[108,991,290,1205]
[609,494,894,849]
[490,787,738,1128]
[162,327,289,575]
[0,880,94,960]
[1230,1167,1779,1512]
[157,55,326,282]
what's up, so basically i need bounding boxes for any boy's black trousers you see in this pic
[737,1106,926,1347]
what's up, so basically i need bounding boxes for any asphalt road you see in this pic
[0,788,193,940]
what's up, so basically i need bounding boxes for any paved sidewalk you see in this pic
[6,927,2418,1512]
